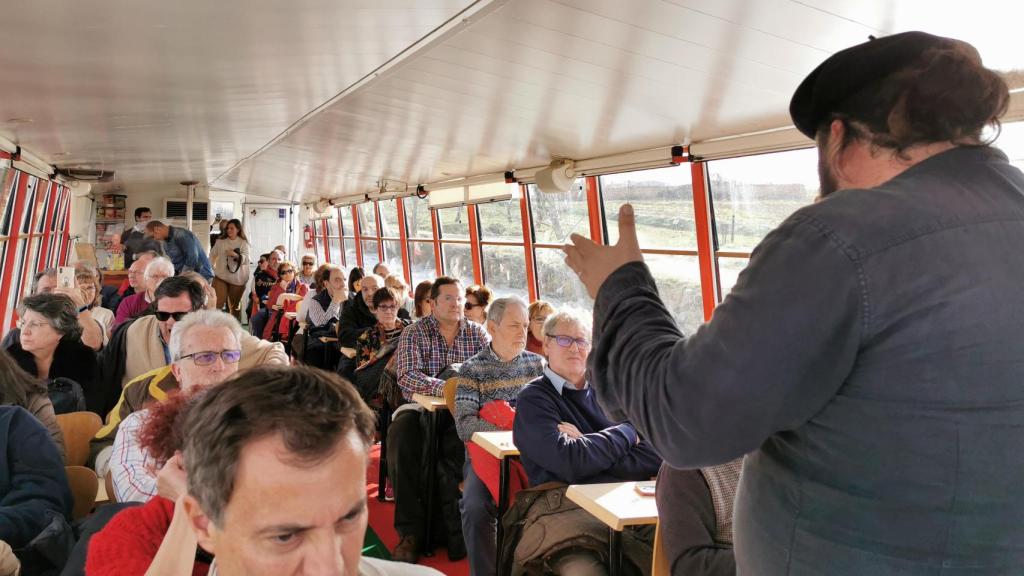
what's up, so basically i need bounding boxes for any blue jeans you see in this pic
[460,458,496,576]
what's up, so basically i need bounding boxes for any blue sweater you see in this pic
[513,370,661,486]
[0,406,72,548]
[164,226,213,280]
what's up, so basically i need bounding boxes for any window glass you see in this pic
[18,178,39,235]
[441,243,473,286]
[477,199,524,242]
[357,203,378,237]
[437,207,470,240]
[994,120,1024,170]
[13,238,31,303]
[482,245,528,300]
[535,247,591,310]
[602,166,697,249]
[382,239,403,276]
[378,200,401,238]
[31,182,51,233]
[0,167,11,235]
[529,180,588,245]
[343,238,357,269]
[326,218,340,237]
[48,188,64,231]
[403,196,433,239]
[408,241,436,287]
[6,239,27,316]
[328,238,342,266]
[0,240,6,289]
[708,148,818,252]
[716,257,750,302]
[339,206,356,237]
[361,240,380,268]
[643,253,704,335]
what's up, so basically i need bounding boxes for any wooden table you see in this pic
[471,431,519,574]
[412,393,447,556]
[566,482,659,576]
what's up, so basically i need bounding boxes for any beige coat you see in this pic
[121,316,288,387]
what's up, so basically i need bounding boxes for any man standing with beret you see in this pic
[565,32,1021,574]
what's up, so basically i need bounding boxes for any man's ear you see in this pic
[170,362,182,382]
[183,495,217,554]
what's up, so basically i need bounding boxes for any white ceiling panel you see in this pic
[0,0,477,189]
[2,0,1020,204]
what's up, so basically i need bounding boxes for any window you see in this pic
[529,180,589,245]
[378,200,401,238]
[481,245,528,300]
[477,199,524,242]
[707,148,818,252]
[601,166,697,249]
[408,241,436,287]
[995,120,1024,170]
[357,203,378,237]
[343,238,358,269]
[644,253,704,335]
[535,247,590,311]
[340,206,356,237]
[361,240,380,267]
[382,239,403,276]
[328,238,342,266]
[403,196,433,239]
[437,206,470,240]
[1,168,15,235]
[717,257,749,301]
[442,243,473,286]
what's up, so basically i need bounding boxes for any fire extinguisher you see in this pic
[303,224,314,249]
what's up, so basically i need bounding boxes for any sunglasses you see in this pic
[280,269,295,274]
[545,334,591,350]
[302,261,314,266]
[465,302,483,310]
[155,311,189,322]
[177,349,242,366]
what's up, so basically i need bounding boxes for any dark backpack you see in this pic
[47,378,86,415]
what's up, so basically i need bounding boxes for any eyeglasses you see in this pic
[545,334,591,350]
[17,320,51,332]
[375,304,398,311]
[155,311,189,322]
[280,269,295,275]
[302,261,314,266]
[177,349,242,366]
[465,302,483,310]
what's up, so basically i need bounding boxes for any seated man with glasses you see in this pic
[93,277,288,474]
[109,309,245,503]
[512,310,663,575]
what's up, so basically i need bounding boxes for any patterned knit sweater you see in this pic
[453,346,545,442]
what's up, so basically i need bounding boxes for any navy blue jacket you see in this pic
[163,226,213,280]
[513,373,661,486]
[591,146,1024,574]
[0,406,71,548]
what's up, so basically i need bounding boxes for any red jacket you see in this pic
[86,497,210,576]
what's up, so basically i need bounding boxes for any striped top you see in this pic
[453,345,545,442]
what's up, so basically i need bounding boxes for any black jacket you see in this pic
[337,296,376,348]
[3,335,102,415]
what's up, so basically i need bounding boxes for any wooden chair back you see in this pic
[65,466,99,520]
[652,521,668,576]
[443,377,459,414]
[56,411,102,466]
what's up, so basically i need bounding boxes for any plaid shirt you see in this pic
[395,315,490,399]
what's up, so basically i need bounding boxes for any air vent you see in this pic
[164,198,209,221]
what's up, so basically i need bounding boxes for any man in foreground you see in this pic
[182,365,441,575]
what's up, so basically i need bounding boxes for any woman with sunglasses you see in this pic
[464,284,493,325]
[2,293,100,414]
[262,261,309,341]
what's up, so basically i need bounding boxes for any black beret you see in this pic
[789,31,958,139]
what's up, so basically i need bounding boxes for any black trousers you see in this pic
[387,408,464,543]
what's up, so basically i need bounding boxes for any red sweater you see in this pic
[86,496,210,576]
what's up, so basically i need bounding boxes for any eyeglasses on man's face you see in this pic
[177,349,242,366]
[545,334,592,350]
[155,311,189,322]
